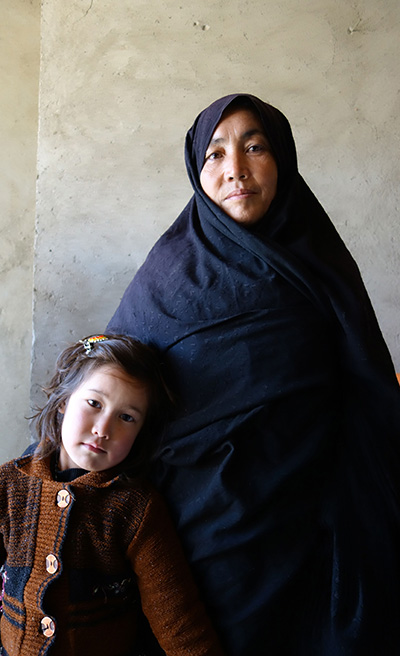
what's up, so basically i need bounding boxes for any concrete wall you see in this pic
[2,0,400,458]
[0,0,40,460]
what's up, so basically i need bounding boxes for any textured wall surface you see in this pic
[0,0,40,460]
[3,0,400,456]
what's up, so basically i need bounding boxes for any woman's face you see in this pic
[199,107,278,226]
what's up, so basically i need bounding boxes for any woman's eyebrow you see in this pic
[242,128,265,139]
[208,128,265,146]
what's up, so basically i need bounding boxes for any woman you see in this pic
[108,94,400,655]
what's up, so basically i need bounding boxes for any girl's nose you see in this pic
[92,415,112,439]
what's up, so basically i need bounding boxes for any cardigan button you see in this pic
[46,553,58,574]
[56,489,71,508]
[40,616,56,637]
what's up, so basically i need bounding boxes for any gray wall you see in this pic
[0,0,40,461]
[1,0,399,460]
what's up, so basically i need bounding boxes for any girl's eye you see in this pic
[87,399,101,408]
[120,413,135,423]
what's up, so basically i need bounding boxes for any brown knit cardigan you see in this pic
[0,454,224,656]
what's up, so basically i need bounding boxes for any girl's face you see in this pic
[58,365,149,472]
[199,107,278,226]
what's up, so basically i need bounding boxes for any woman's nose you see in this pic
[224,152,247,181]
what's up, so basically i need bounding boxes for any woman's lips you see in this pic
[225,189,256,199]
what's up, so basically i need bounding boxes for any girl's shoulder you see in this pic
[0,454,32,477]
[115,477,171,522]
[116,475,159,504]
[0,454,39,503]
[0,458,17,482]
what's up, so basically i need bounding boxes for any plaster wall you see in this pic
[0,0,40,460]
[25,0,400,443]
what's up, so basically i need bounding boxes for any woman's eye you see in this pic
[248,144,264,152]
[205,151,222,162]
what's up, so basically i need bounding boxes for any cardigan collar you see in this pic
[14,452,124,488]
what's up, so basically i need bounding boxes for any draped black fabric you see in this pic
[108,94,400,655]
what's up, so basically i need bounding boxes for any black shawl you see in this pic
[108,94,400,655]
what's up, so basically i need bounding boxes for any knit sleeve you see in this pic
[127,490,225,656]
[0,467,9,567]
[0,538,5,568]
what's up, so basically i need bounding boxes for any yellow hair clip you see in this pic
[79,335,108,355]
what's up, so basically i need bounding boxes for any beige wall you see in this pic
[0,0,40,460]
[1,0,399,459]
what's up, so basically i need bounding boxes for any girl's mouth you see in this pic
[84,443,106,454]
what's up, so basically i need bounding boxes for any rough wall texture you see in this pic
[4,0,400,454]
[0,0,40,460]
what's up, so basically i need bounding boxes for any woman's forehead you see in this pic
[208,106,266,142]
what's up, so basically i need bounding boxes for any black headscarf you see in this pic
[108,94,400,655]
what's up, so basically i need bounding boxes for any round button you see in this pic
[40,616,55,637]
[46,554,58,574]
[56,489,70,508]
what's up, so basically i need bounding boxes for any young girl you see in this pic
[0,334,224,656]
